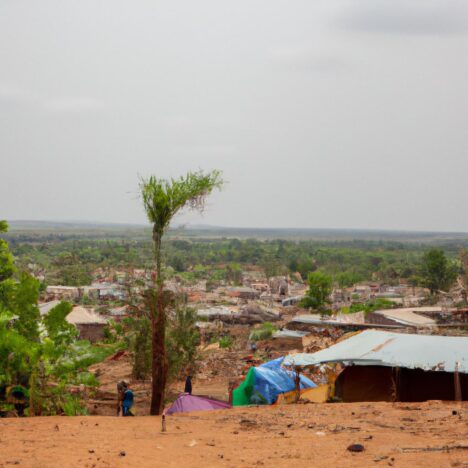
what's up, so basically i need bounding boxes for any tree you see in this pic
[420,249,457,295]
[300,271,333,311]
[140,170,223,414]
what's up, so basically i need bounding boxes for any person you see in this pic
[116,381,127,416]
[7,385,28,417]
[122,384,134,417]
[184,375,192,395]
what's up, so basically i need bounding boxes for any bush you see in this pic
[62,395,88,416]
[218,336,233,349]
[249,322,278,342]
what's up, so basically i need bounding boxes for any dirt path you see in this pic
[0,402,466,467]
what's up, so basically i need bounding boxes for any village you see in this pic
[2,0,468,465]
[36,264,467,411]
[1,254,466,467]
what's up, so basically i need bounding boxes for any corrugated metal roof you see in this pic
[373,308,437,327]
[273,330,309,339]
[284,330,468,373]
[38,300,61,316]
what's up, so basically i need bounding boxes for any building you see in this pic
[46,286,81,301]
[285,330,468,402]
[66,306,108,342]
[226,287,260,300]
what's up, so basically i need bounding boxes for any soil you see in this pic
[0,401,466,467]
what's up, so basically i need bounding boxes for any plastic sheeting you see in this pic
[232,357,316,406]
[165,393,231,415]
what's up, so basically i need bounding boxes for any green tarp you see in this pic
[232,367,256,406]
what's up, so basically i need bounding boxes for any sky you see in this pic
[1,0,468,231]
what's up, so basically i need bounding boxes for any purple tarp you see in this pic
[165,393,231,415]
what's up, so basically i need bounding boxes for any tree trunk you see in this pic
[150,229,168,415]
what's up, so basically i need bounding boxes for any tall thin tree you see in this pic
[140,170,223,414]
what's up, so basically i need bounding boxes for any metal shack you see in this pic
[284,330,467,402]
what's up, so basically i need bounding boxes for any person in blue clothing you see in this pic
[122,382,134,417]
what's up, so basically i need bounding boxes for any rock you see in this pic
[119,451,126,457]
[347,444,365,453]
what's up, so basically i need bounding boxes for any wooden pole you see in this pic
[454,362,462,402]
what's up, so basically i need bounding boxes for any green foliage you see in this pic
[42,301,77,346]
[335,271,362,288]
[420,249,457,294]
[103,319,124,343]
[0,221,15,282]
[140,170,223,244]
[342,298,395,314]
[167,306,200,379]
[218,336,233,349]
[300,271,333,310]
[249,322,277,342]
[0,223,119,415]
[62,394,88,416]
[126,316,152,380]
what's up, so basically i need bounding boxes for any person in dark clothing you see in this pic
[7,385,28,417]
[184,376,192,395]
[122,385,134,416]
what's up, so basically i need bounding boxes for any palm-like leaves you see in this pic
[140,170,223,237]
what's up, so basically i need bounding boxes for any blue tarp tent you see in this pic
[232,357,316,405]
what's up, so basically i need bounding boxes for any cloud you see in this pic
[0,83,104,114]
[42,96,104,113]
[268,47,348,73]
[338,0,468,36]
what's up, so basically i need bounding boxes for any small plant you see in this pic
[62,395,88,416]
[249,322,278,342]
[218,336,233,349]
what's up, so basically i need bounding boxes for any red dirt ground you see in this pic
[0,401,466,467]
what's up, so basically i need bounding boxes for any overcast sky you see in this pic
[1,0,467,231]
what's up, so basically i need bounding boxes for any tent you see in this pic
[165,393,231,415]
[232,357,316,406]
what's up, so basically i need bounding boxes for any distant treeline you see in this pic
[6,233,464,287]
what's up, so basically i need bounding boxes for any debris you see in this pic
[88,449,95,454]
[239,418,257,428]
[399,444,468,453]
[347,444,365,452]
[315,431,326,437]
[108,350,127,361]
[373,455,388,462]
[188,440,197,447]
[54,425,59,432]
